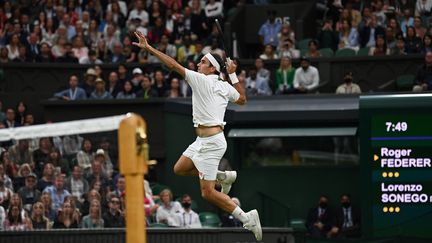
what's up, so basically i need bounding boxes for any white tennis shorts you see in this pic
[182,132,227,181]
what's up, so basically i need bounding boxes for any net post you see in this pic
[118,113,148,243]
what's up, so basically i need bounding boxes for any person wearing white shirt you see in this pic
[133,31,262,241]
[156,189,183,226]
[127,0,149,26]
[335,72,361,94]
[293,57,320,93]
[177,194,201,228]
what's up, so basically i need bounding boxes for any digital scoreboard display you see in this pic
[360,94,432,238]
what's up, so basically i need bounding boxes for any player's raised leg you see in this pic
[173,155,199,176]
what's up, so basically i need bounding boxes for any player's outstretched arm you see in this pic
[226,59,246,105]
[132,31,185,77]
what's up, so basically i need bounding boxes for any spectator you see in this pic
[368,35,390,56]
[165,77,183,98]
[152,70,168,97]
[112,176,125,198]
[6,34,20,61]
[259,44,278,60]
[391,35,407,55]
[148,17,169,45]
[90,78,113,100]
[107,42,126,63]
[399,9,414,36]
[415,0,432,17]
[405,26,422,54]
[127,0,149,27]
[26,33,41,62]
[245,67,271,96]
[278,23,295,48]
[177,194,201,228]
[82,199,104,228]
[335,72,361,94]
[106,72,122,98]
[13,45,32,62]
[202,37,223,58]
[318,19,338,51]
[37,163,54,192]
[33,137,53,176]
[338,20,359,50]
[275,57,295,94]
[385,27,397,50]
[359,15,385,48]
[65,166,89,203]
[221,197,243,227]
[130,68,144,93]
[305,40,322,58]
[3,108,20,128]
[52,200,79,229]
[15,101,27,126]
[17,173,41,212]
[116,80,136,99]
[79,49,103,64]
[156,189,182,226]
[46,148,71,176]
[422,34,432,54]
[0,205,4,230]
[8,140,33,166]
[81,69,98,97]
[86,159,110,192]
[414,16,426,40]
[76,138,94,175]
[330,194,361,238]
[178,35,197,64]
[43,173,70,211]
[30,201,50,229]
[56,43,79,63]
[306,195,335,238]
[277,38,300,59]
[1,151,18,179]
[293,57,320,93]
[0,173,13,209]
[103,194,125,228]
[53,75,87,100]
[36,42,55,62]
[40,192,56,222]
[254,58,271,83]
[258,10,282,48]
[413,51,432,92]
[94,149,113,179]
[81,189,101,216]
[0,47,9,63]
[4,205,32,230]
[14,163,32,191]
[136,75,158,99]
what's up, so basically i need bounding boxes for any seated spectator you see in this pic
[278,23,296,48]
[107,42,127,63]
[8,140,33,166]
[103,194,125,228]
[30,202,50,229]
[275,57,295,94]
[46,148,71,176]
[94,149,113,179]
[33,137,53,177]
[43,174,70,212]
[17,173,41,212]
[259,44,278,60]
[258,10,281,48]
[221,197,243,227]
[107,72,122,98]
[368,34,390,56]
[90,78,113,100]
[318,19,338,51]
[335,72,361,94]
[254,58,271,83]
[422,34,432,54]
[413,16,426,40]
[127,0,149,27]
[293,57,320,93]
[13,45,32,62]
[37,163,55,192]
[165,77,183,98]
[81,189,101,216]
[4,205,32,230]
[3,108,20,128]
[65,166,89,203]
[0,174,13,209]
[40,192,56,222]
[405,26,422,54]
[53,75,87,100]
[1,151,18,179]
[305,40,322,58]
[338,20,359,50]
[76,138,94,175]
[15,101,27,126]
[53,200,79,229]
[156,189,182,227]
[413,52,432,92]
[79,49,104,64]
[56,43,79,63]
[202,38,224,58]
[277,38,300,59]
[136,75,158,99]
[329,194,361,238]
[306,195,335,238]
[391,35,407,55]
[116,80,136,99]
[177,194,201,228]
[7,34,20,61]
[245,67,272,96]
[36,42,55,62]
[153,70,168,97]
[0,47,8,63]
[82,199,104,228]
[399,9,414,36]
[86,159,110,192]
[0,163,14,191]
[131,68,145,93]
[360,15,385,48]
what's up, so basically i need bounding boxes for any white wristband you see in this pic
[229,73,239,84]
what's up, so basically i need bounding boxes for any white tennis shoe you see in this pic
[244,209,262,241]
[218,171,237,194]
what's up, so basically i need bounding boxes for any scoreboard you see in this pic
[360,94,432,238]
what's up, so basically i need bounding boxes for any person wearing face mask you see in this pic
[306,195,336,238]
[329,194,361,238]
[293,57,320,93]
[177,194,201,228]
[336,72,361,94]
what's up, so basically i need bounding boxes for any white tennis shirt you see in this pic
[185,69,240,128]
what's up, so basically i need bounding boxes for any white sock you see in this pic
[232,206,249,224]
[217,170,226,180]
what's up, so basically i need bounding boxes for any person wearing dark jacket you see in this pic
[306,195,336,238]
[330,194,361,238]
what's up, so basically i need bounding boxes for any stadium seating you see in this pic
[335,48,357,57]
[199,212,221,227]
[318,48,334,57]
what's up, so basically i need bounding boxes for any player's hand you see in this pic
[226,58,237,74]
[133,31,150,50]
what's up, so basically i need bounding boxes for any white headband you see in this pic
[204,53,220,72]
